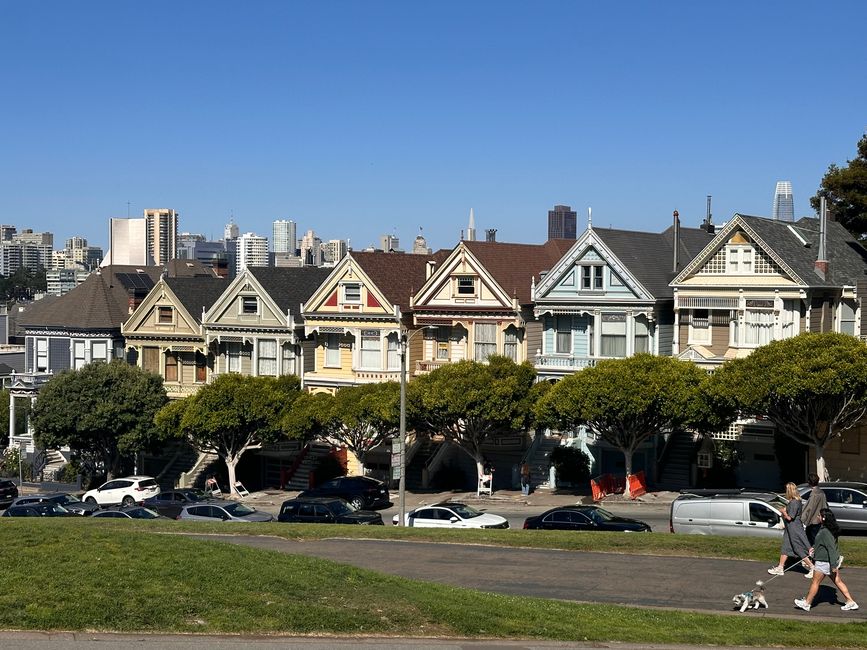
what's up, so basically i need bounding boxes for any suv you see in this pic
[82,476,160,507]
[670,489,785,538]
[0,479,17,508]
[8,493,97,516]
[299,476,390,510]
[798,482,867,532]
[278,497,384,525]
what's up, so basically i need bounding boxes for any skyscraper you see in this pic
[103,217,147,266]
[772,181,794,222]
[144,208,178,266]
[272,219,297,254]
[466,208,476,241]
[547,204,577,239]
[236,232,269,271]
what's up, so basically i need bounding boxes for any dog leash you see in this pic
[763,560,809,585]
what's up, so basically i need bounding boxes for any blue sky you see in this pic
[1,2,865,254]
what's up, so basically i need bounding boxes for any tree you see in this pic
[165,373,300,491]
[407,356,537,483]
[535,354,707,496]
[284,382,400,472]
[713,332,867,481]
[30,361,168,479]
[811,133,867,238]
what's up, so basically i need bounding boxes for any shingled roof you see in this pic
[248,266,333,317]
[350,250,450,310]
[164,276,227,325]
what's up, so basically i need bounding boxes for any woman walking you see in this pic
[768,482,815,578]
[794,508,859,612]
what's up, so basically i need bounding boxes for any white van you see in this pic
[670,490,785,538]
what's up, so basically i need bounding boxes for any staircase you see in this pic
[655,430,696,490]
[283,442,333,490]
[405,438,441,490]
[153,442,201,490]
[42,449,68,481]
[527,433,562,490]
[179,451,221,490]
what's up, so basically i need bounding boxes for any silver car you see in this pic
[798,482,867,532]
[177,501,273,523]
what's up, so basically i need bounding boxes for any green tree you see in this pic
[165,373,300,491]
[29,361,169,479]
[713,332,867,481]
[535,354,707,496]
[811,133,867,238]
[407,356,537,482]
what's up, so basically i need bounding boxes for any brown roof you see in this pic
[350,250,450,310]
[463,239,574,304]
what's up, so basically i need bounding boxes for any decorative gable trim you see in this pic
[202,269,287,327]
[121,279,202,337]
[302,253,395,317]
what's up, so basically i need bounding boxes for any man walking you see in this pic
[800,473,828,545]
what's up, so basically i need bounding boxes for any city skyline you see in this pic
[2,2,865,252]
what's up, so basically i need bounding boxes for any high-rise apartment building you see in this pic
[379,234,401,252]
[103,217,147,266]
[300,229,322,266]
[236,232,269,271]
[547,204,577,239]
[0,226,15,242]
[272,219,297,254]
[773,181,794,222]
[224,219,239,241]
[321,239,348,265]
[144,208,178,266]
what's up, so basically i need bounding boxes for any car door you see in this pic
[103,480,132,505]
[297,503,316,523]
[409,507,439,528]
[747,502,783,538]
[279,502,299,522]
[834,488,867,530]
[313,504,335,524]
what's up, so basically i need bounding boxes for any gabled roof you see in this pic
[350,250,450,310]
[163,277,227,325]
[462,239,574,304]
[248,266,333,316]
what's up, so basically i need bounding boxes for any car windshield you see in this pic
[52,495,81,505]
[446,504,482,519]
[180,491,202,501]
[128,507,160,519]
[329,501,353,516]
[48,504,69,514]
[223,503,255,516]
[590,507,616,522]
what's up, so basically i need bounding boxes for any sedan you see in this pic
[91,506,166,520]
[392,502,509,529]
[2,502,74,517]
[9,493,97,516]
[523,505,651,532]
[799,482,867,531]
[300,476,390,510]
[278,497,384,525]
[143,489,209,519]
[177,502,273,523]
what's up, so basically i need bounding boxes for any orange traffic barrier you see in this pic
[590,476,605,501]
[628,471,647,499]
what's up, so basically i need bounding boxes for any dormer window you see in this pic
[581,265,603,290]
[158,306,173,324]
[456,276,476,295]
[241,296,258,314]
[342,283,361,303]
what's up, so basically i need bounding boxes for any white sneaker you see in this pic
[794,598,811,611]
[804,569,814,579]
[841,601,859,611]
[837,555,844,569]
[768,566,784,575]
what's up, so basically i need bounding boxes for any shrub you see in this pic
[549,445,592,485]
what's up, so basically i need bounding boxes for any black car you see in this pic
[91,506,167,520]
[143,489,209,519]
[2,502,74,517]
[9,493,97,516]
[523,505,651,532]
[0,479,17,509]
[278,497,384,525]
[299,476,390,510]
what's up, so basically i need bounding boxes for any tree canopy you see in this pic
[811,133,867,238]
[713,332,867,480]
[30,360,168,479]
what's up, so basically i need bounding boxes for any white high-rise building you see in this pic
[237,232,269,271]
[772,181,794,222]
[144,208,178,266]
[299,229,322,266]
[272,219,297,254]
[102,217,147,266]
[224,219,239,241]
[321,239,347,265]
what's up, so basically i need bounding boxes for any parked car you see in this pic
[798,482,867,531]
[523,505,651,532]
[8,493,98,516]
[669,489,785,537]
[82,476,160,507]
[143,489,209,519]
[392,502,509,529]
[177,502,273,523]
[2,502,74,517]
[278,497,384,525]
[0,479,17,508]
[300,476,390,510]
[91,506,166,520]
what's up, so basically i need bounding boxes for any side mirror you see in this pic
[450,516,459,523]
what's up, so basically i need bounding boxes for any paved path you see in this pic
[190,534,867,621]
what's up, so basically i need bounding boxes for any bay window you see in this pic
[257,339,278,376]
[600,314,627,357]
[474,323,497,361]
[360,330,381,369]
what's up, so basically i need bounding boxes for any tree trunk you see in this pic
[622,447,634,498]
[225,455,240,496]
[815,444,829,482]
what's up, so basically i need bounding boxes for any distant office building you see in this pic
[321,239,347,265]
[46,268,90,296]
[773,181,794,222]
[63,236,102,269]
[547,204,577,239]
[144,208,178,266]
[412,231,431,255]
[224,219,239,241]
[178,235,228,277]
[379,234,401,252]
[272,219,297,254]
[103,217,147,266]
[0,226,15,242]
[237,232,269,271]
[13,229,53,248]
[0,240,53,275]
[273,252,303,268]
[299,229,322,266]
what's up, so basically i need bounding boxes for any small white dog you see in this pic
[732,581,768,612]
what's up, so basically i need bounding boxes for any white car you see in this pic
[392,501,509,529]
[82,476,160,507]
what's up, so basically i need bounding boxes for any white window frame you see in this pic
[281,343,294,376]
[386,333,400,370]
[580,265,604,291]
[838,300,857,337]
[359,330,382,370]
[455,276,476,296]
[474,323,497,361]
[688,309,712,345]
[91,341,108,363]
[743,309,774,347]
[257,339,278,376]
[240,296,259,315]
[726,245,753,275]
[226,342,242,373]
[554,315,572,354]
[634,315,650,354]
[504,328,518,362]
[324,333,341,368]
[436,327,450,360]
[342,283,361,304]
[600,314,627,358]
[35,338,48,372]
[72,340,88,370]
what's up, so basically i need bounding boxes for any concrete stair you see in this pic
[656,430,696,490]
[405,438,440,490]
[152,441,201,490]
[526,434,563,490]
[283,442,333,490]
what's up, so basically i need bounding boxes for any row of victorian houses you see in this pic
[8,211,867,492]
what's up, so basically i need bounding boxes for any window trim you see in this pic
[240,296,259,315]
[164,352,178,382]
[342,282,362,304]
[455,276,477,297]
[157,306,174,324]
[687,309,712,345]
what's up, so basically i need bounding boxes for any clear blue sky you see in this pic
[1,2,865,254]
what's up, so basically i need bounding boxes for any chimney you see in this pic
[815,196,829,279]
[672,210,681,272]
[485,229,497,242]
[426,260,436,279]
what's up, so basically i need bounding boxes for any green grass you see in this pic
[1,520,866,647]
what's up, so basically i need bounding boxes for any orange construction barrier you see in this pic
[590,476,605,501]
[627,471,647,499]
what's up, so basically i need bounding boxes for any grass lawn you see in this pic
[1,520,865,647]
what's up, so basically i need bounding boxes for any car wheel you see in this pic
[85,497,97,505]
[121,496,135,507]
[349,496,365,510]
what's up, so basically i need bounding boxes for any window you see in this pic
[634,315,649,354]
[781,300,798,339]
[281,344,294,375]
[504,328,518,361]
[325,333,341,367]
[226,342,241,373]
[195,352,207,382]
[342,283,361,303]
[386,333,400,370]
[727,246,753,274]
[555,315,572,354]
[241,296,258,314]
[142,347,160,373]
[839,300,856,336]
[749,503,780,525]
[581,266,603,290]
[73,340,87,369]
[165,353,178,382]
[360,331,381,369]
[158,306,173,324]
[600,314,627,357]
[474,323,497,361]
[456,276,476,295]
[91,341,108,362]
[257,339,278,376]
[436,327,451,360]
[745,310,773,346]
[35,338,48,372]
[689,309,711,345]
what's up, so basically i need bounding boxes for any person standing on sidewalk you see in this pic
[768,482,815,578]
[520,461,531,497]
[794,508,859,612]
[800,473,827,545]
